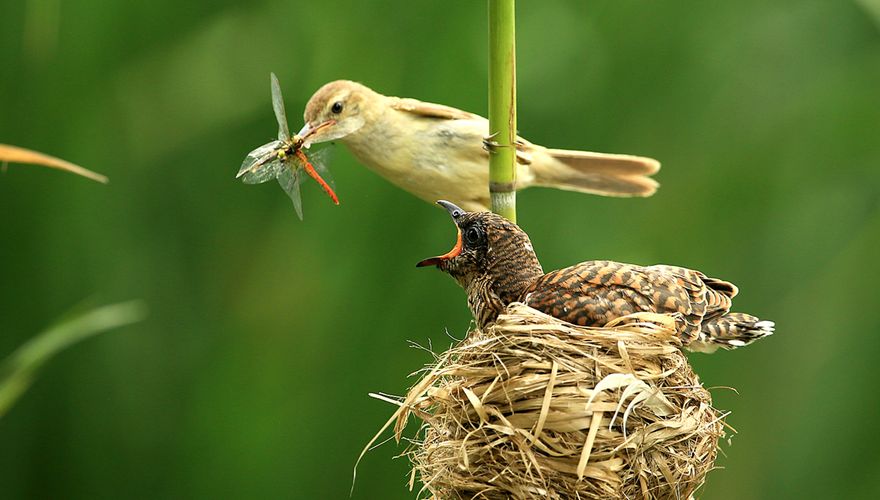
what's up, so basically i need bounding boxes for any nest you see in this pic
[376,303,726,499]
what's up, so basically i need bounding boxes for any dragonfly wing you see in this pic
[277,164,304,220]
[307,148,336,192]
[241,159,282,185]
[270,73,290,141]
[293,167,306,219]
[238,141,282,180]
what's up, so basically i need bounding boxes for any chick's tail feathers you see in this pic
[688,313,775,353]
[530,148,660,197]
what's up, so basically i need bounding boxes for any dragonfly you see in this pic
[236,73,339,220]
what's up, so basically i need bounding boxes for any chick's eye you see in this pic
[331,101,344,114]
[465,226,483,245]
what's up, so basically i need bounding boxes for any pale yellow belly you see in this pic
[344,117,533,210]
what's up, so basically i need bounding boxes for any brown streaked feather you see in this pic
[650,265,737,319]
[702,276,739,298]
[692,313,775,352]
[522,261,731,343]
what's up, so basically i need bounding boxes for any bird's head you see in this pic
[299,80,374,145]
[417,201,544,298]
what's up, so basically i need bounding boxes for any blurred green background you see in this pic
[2,0,879,498]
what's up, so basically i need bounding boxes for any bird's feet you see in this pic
[482,133,501,154]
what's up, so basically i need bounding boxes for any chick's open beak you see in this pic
[416,200,466,268]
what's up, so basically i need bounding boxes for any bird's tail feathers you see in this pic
[532,149,661,197]
[688,313,775,353]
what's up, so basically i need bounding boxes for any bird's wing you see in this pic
[386,98,659,197]
[384,100,534,168]
[648,265,736,320]
[524,261,724,337]
[385,97,659,178]
[388,97,481,121]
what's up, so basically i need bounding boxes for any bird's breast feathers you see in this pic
[343,113,499,206]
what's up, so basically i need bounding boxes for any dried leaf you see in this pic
[0,144,108,183]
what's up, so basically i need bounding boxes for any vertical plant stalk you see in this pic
[488,0,517,222]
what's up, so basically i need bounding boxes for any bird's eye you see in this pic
[465,226,483,245]
[331,101,344,114]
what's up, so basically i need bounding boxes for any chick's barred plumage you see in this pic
[523,261,770,352]
[299,80,660,212]
[418,202,774,352]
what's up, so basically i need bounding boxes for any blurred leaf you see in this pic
[856,0,880,29]
[0,144,108,183]
[0,300,147,418]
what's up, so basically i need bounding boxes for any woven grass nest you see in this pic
[379,303,726,499]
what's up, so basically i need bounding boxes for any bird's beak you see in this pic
[296,120,336,147]
[416,200,466,268]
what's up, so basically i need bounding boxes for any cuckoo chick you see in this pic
[417,201,774,353]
